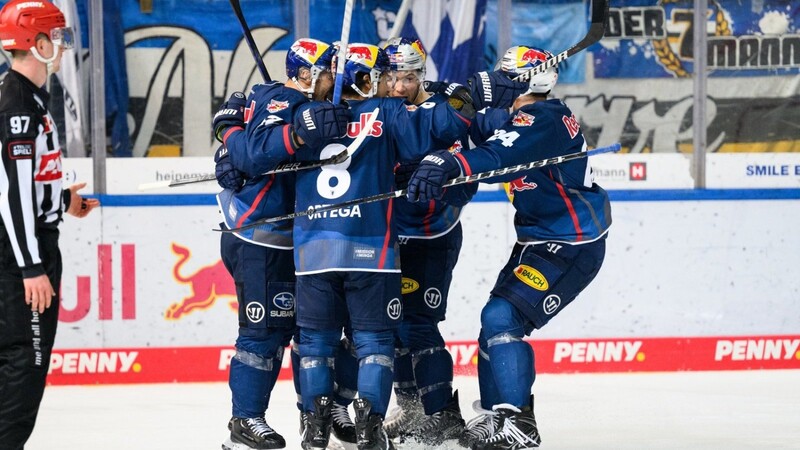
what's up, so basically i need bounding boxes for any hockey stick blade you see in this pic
[264,107,379,174]
[229,0,271,82]
[218,143,621,233]
[513,0,609,83]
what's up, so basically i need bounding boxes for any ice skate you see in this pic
[383,392,424,440]
[406,390,466,446]
[221,417,286,450]
[302,395,334,450]
[471,398,540,450]
[459,400,500,448]
[353,398,395,450]
[328,402,358,450]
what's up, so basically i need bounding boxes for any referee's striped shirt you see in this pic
[0,69,69,278]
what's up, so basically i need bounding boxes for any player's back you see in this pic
[292,96,468,273]
[469,99,611,243]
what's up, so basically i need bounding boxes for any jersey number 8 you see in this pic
[316,144,352,199]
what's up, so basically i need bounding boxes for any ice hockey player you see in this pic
[292,42,475,450]
[406,45,612,450]
[379,36,476,446]
[212,38,351,450]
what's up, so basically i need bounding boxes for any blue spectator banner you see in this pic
[594,0,800,78]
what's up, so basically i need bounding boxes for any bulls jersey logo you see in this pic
[347,112,383,138]
[512,111,535,127]
[267,99,289,113]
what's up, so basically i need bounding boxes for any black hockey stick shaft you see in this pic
[512,0,609,83]
[229,0,271,82]
[219,143,621,232]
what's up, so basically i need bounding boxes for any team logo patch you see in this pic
[513,265,549,291]
[404,104,418,112]
[267,99,289,113]
[272,292,294,311]
[543,294,561,315]
[512,111,535,127]
[246,301,266,323]
[386,298,402,320]
[8,140,33,159]
[424,288,442,309]
[401,277,419,295]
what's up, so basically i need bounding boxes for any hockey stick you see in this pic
[229,0,271,82]
[332,0,355,104]
[218,143,621,232]
[388,0,413,40]
[512,0,609,83]
[137,108,380,191]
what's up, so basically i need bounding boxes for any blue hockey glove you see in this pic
[407,150,462,203]
[394,161,419,190]
[213,91,246,143]
[292,102,351,148]
[468,70,529,110]
[214,145,244,191]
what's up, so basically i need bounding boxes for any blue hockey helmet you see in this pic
[333,43,389,98]
[286,38,334,97]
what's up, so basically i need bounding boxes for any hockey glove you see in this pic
[394,161,419,190]
[407,150,462,203]
[422,81,476,120]
[468,70,529,110]
[213,91,247,143]
[214,145,245,191]
[292,102,351,148]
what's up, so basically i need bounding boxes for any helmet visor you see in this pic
[50,27,74,49]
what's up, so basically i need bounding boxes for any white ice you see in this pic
[27,370,800,449]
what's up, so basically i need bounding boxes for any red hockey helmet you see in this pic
[0,0,71,52]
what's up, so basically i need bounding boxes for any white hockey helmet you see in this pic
[497,45,558,95]
[382,36,427,75]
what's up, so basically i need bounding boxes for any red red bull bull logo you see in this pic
[164,243,237,320]
[291,39,329,65]
[508,176,538,193]
[349,45,376,62]
[512,111,535,127]
[448,140,464,152]
[267,99,289,113]
[520,47,548,65]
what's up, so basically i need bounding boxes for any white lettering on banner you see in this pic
[553,341,643,363]
[714,339,800,361]
[446,343,479,366]
[49,351,139,374]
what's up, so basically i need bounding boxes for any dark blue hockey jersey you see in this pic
[293,97,470,274]
[217,82,307,248]
[394,93,478,239]
[464,99,611,244]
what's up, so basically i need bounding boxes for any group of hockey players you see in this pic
[213,34,611,450]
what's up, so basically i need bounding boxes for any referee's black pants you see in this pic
[0,227,61,450]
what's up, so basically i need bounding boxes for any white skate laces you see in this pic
[485,404,539,446]
[245,417,276,437]
[332,403,354,427]
[464,400,500,440]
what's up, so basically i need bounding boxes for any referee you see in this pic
[0,1,99,448]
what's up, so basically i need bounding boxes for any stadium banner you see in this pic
[47,336,800,385]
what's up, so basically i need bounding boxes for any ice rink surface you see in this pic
[27,370,800,450]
